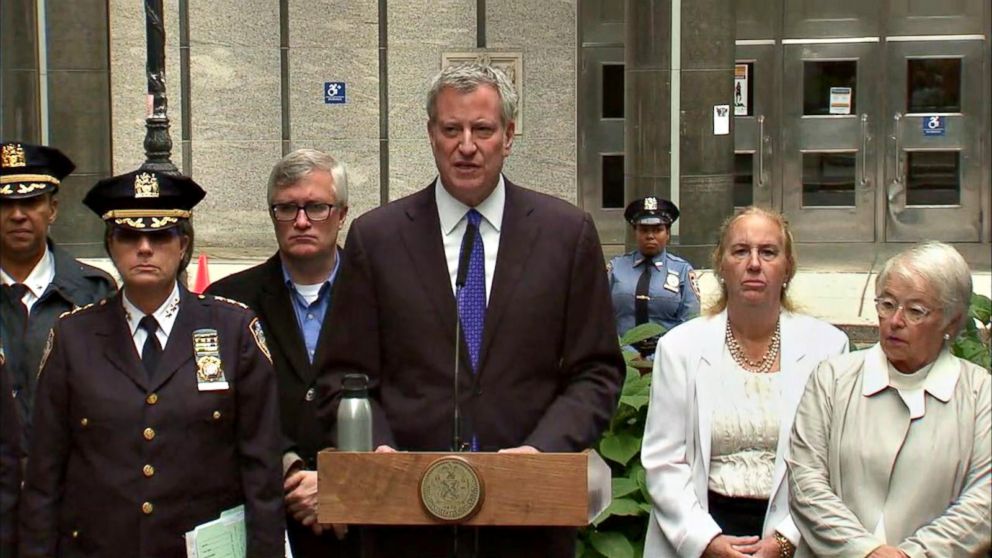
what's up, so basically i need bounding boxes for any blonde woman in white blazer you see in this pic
[641,208,848,558]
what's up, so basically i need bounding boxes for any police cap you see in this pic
[624,196,679,226]
[0,142,75,200]
[83,169,205,231]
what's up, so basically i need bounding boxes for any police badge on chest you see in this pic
[193,329,229,391]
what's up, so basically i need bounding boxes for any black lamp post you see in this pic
[141,0,178,174]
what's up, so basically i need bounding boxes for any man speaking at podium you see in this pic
[319,63,624,557]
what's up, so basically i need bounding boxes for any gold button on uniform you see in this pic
[146,393,158,405]
[72,530,79,539]
[141,502,153,514]
[212,410,221,420]
[79,418,89,427]
[143,464,155,477]
[143,428,155,441]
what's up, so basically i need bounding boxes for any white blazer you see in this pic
[641,310,849,558]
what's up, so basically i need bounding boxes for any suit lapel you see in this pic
[258,257,311,382]
[477,182,538,373]
[770,312,811,500]
[101,293,148,391]
[400,184,458,344]
[694,312,727,477]
[149,287,197,392]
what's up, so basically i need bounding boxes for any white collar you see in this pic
[435,174,506,235]
[0,247,55,298]
[862,344,959,403]
[122,282,182,338]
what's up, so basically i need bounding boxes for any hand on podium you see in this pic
[375,445,397,453]
[286,469,348,539]
[497,445,539,454]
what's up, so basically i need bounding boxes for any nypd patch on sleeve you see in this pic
[249,317,272,364]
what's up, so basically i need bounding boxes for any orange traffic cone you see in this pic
[192,253,211,293]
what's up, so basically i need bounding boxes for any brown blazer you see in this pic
[318,180,624,557]
[19,289,285,558]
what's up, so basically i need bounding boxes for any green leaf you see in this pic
[593,497,646,526]
[612,477,640,498]
[600,432,642,466]
[620,323,665,346]
[619,394,650,411]
[970,293,991,324]
[588,531,634,558]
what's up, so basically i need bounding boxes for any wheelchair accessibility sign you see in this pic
[325,82,346,104]
[922,115,945,137]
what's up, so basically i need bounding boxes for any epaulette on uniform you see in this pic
[210,295,250,310]
[58,301,100,320]
[667,252,689,264]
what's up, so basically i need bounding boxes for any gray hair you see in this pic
[266,148,349,207]
[876,241,973,335]
[426,63,518,127]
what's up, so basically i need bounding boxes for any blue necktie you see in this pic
[458,209,486,373]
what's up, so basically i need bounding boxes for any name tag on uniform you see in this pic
[664,270,681,293]
[193,329,229,391]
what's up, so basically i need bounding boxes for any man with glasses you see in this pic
[207,148,352,557]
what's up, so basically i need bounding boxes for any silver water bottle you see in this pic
[336,373,373,451]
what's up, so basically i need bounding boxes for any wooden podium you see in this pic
[317,450,612,527]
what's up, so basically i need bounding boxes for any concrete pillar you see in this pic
[625,0,735,254]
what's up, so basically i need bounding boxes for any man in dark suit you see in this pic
[318,63,625,557]
[207,148,352,557]
[1,143,115,449]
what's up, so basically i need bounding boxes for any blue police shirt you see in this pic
[281,249,340,363]
[608,249,700,337]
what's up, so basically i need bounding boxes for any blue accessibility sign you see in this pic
[324,82,346,104]
[922,115,945,137]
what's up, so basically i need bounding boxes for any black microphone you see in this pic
[452,221,478,452]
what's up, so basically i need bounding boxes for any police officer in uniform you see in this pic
[20,170,285,557]
[608,197,700,356]
[0,143,115,449]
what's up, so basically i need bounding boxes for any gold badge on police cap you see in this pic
[1,144,26,168]
[193,329,229,391]
[419,456,484,522]
[644,197,658,211]
[133,172,160,199]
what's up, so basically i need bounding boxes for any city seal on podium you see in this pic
[419,456,484,522]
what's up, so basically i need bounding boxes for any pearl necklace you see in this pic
[726,318,781,373]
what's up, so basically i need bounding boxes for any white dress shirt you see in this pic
[0,247,55,313]
[122,282,181,355]
[435,174,505,302]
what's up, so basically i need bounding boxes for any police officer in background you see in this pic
[0,143,115,448]
[609,196,700,356]
[20,170,285,557]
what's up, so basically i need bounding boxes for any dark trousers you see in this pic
[359,526,576,558]
[707,490,768,537]
[287,516,360,558]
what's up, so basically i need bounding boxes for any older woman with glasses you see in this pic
[789,241,991,558]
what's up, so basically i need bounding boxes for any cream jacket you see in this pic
[642,311,849,558]
[788,345,991,557]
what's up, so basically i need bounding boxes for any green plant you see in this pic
[951,292,991,371]
[577,322,663,558]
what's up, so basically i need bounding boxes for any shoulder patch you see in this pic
[688,270,701,299]
[249,317,272,364]
[212,295,249,310]
[606,259,613,274]
[37,328,55,379]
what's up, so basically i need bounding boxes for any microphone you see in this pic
[452,220,478,452]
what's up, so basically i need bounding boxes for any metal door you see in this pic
[784,0,881,39]
[782,41,879,242]
[578,0,625,245]
[733,42,778,209]
[883,38,986,241]
[887,0,986,36]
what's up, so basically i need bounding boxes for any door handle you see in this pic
[888,113,906,215]
[756,115,765,187]
[859,113,870,186]
[893,113,904,184]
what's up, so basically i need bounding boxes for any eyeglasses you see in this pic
[874,297,933,324]
[270,202,335,222]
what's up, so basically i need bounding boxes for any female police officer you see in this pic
[608,197,700,357]
[20,170,285,557]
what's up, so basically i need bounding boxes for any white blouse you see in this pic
[708,349,782,499]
